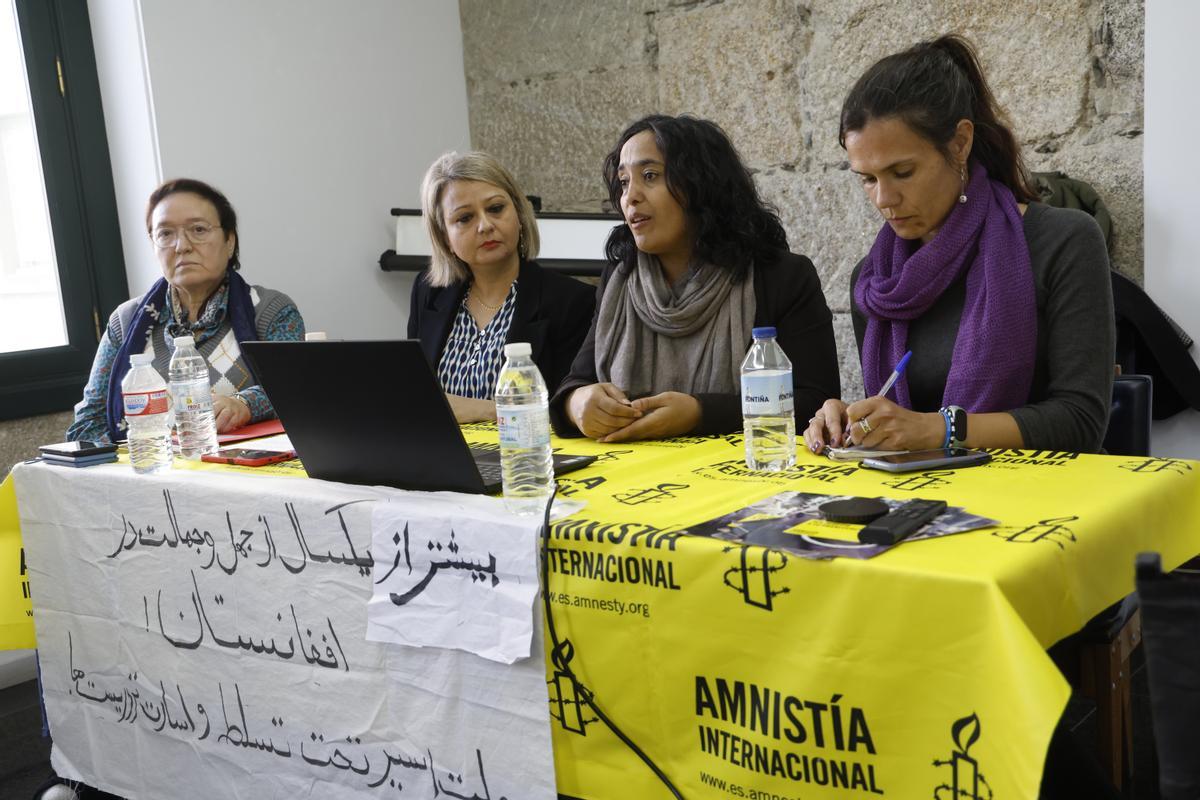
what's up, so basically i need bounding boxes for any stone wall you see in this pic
[459,0,1143,397]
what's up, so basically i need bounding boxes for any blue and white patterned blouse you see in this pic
[437,282,518,400]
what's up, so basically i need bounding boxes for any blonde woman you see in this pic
[409,151,595,423]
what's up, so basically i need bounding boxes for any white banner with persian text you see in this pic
[367,497,540,665]
[13,462,556,800]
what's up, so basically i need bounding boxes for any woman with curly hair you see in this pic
[550,114,840,441]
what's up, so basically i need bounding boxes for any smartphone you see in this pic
[39,441,119,458]
[200,448,296,467]
[861,447,991,473]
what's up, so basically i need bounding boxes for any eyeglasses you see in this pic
[151,222,221,249]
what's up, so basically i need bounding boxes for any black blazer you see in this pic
[408,259,596,395]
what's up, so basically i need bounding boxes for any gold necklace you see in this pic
[469,286,507,312]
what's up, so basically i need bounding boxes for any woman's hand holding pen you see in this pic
[804,396,946,453]
[804,350,933,453]
[842,398,946,451]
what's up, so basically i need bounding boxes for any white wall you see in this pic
[1145,2,1200,459]
[87,0,160,292]
[89,0,471,337]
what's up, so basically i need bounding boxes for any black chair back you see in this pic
[1136,553,1200,800]
[1103,374,1152,456]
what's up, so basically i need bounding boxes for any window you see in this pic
[0,0,127,421]
[1,5,67,354]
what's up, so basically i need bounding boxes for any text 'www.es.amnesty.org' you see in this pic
[700,771,801,800]
[547,591,651,619]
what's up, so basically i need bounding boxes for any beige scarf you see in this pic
[595,252,755,398]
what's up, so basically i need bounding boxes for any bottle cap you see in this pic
[305,332,328,341]
[172,335,195,347]
[504,342,532,358]
[129,353,154,367]
[818,497,890,524]
[752,326,777,339]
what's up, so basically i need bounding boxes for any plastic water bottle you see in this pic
[741,326,796,471]
[121,353,173,474]
[168,335,218,459]
[495,342,554,515]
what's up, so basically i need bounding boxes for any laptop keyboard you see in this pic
[475,461,503,484]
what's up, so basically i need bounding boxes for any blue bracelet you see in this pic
[940,408,953,448]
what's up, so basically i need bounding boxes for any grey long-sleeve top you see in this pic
[850,202,1115,453]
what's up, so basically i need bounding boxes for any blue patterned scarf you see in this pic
[105,271,258,440]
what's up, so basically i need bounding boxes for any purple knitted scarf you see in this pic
[854,161,1037,412]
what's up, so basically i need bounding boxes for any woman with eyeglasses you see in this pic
[68,178,304,443]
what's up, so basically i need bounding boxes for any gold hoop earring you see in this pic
[958,165,968,204]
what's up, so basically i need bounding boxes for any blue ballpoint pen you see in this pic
[877,350,912,400]
[820,351,914,453]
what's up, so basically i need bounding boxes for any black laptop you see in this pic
[240,340,594,493]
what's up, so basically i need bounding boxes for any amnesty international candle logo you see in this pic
[1118,457,1193,475]
[882,470,955,492]
[545,625,683,796]
[546,640,598,736]
[992,516,1079,549]
[613,483,690,506]
[588,448,634,464]
[933,712,993,799]
[722,544,789,611]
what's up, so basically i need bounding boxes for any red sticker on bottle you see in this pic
[124,389,169,416]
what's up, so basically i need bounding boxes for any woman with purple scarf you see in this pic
[803,35,1114,455]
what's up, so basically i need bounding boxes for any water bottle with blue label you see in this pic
[495,342,554,515]
[741,326,795,471]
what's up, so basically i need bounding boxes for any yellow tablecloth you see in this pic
[5,428,1199,799]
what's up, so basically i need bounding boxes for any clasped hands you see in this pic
[567,383,701,443]
[801,396,944,453]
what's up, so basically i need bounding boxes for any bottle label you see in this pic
[497,406,550,448]
[172,386,213,414]
[123,389,169,416]
[741,372,794,416]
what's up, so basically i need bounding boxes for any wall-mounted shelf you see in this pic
[379,208,620,278]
